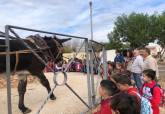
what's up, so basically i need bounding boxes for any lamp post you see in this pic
[89,1,93,41]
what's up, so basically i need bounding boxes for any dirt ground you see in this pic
[0,72,101,114]
[0,72,165,114]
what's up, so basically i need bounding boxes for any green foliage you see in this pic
[157,12,165,48]
[105,31,123,50]
[107,12,165,49]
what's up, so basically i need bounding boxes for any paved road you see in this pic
[158,64,165,77]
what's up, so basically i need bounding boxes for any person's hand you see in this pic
[91,105,101,114]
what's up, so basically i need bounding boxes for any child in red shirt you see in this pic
[140,69,162,114]
[92,80,119,114]
[111,73,140,99]
[110,92,140,114]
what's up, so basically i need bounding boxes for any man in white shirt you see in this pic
[141,48,159,78]
[131,49,144,90]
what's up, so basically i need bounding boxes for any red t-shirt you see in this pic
[127,87,139,97]
[127,87,141,102]
[94,98,112,114]
[140,81,161,114]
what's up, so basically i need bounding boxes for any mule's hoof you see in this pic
[50,94,56,100]
[22,108,32,114]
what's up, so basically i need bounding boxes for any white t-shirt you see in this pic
[131,55,144,74]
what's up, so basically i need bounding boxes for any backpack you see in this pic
[150,84,165,107]
[132,91,153,114]
[140,96,153,114]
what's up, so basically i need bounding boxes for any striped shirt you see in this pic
[131,55,144,73]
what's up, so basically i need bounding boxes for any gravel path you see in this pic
[0,72,101,114]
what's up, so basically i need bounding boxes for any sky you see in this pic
[0,0,165,42]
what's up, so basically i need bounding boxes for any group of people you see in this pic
[44,57,99,73]
[92,48,164,114]
[44,58,85,72]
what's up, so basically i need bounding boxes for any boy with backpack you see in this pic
[111,73,140,100]
[141,69,162,114]
[112,73,153,114]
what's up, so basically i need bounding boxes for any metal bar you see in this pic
[7,25,88,40]
[36,84,57,114]
[0,31,17,39]
[0,35,18,39]
[65,83,90,109]
[0,45,7,47]
[89,43,96,107]
[9,28,57,74]
[64,40,85,72]
[5,25,12,114]
[89,1,93,41]
[103,47,108,79]
[85,39,92,108]
[9,29,50,68]
[90,40,104,46]
[91,45,100,64]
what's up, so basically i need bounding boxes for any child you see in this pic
[92,80,119,114]
[107,61,115,79]
[110,93,140,114]
[111,73,138,96]
[140,69,162,114]
[114,62,125,74]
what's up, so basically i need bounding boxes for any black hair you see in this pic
[100,80,119,96]
[126,49,133,58]
[116,49,121,53]
[143,69,156,80]
[107,61,115,69]
[110,93,140,114]
[111,73,132,86]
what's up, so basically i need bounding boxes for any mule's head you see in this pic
[44,36,71,63]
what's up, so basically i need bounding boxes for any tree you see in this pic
[108,13,154,49]
[106,31,124,50]
[155,12,165,59]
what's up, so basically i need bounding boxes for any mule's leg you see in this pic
[18,75,31,114]
[36,72,56,100]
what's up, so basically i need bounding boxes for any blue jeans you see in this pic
[131,73,142,91]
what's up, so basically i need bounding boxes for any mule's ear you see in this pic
[59,38,71,43]
[53,35,71,43]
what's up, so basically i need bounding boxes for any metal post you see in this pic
[103,47,108,79]
[89,1,93,41]
[90,45,96,107]
[85,39,92,108]
[5,25,12,114]
[89,1,96,106]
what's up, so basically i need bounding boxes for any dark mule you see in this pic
[0,35,70,114]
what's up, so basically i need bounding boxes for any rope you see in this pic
[13,51,19,74]
[0,49,43,55]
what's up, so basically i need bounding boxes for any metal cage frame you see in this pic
[4,25,107,114]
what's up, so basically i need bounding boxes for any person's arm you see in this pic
[121,55,125,63]
[138,56,144,71]
[114,56,117,63]
[148,59,157,71]
[140,84,144,96]
[92,104,101,114]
